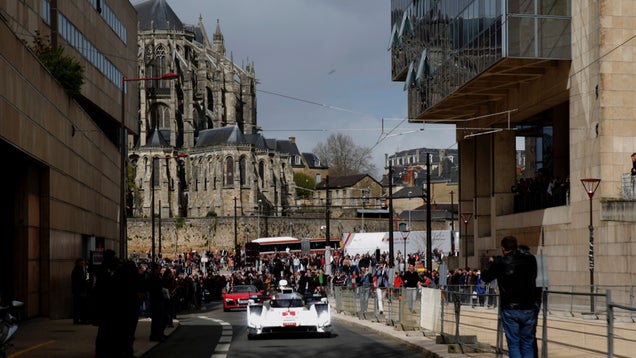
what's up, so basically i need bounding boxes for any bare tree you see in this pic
[313,133,377,176]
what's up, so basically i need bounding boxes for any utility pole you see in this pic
[388,164,395,268]
[325,176,331,247]
[234,196,238,267]
[426,153,432,271]
[450,191,455,255]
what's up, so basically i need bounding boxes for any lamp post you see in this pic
[234,196,238,268]
[407,190,413,230]
[580,177,601,313]
[460,212,473,268]
[257,199,262,239]
[158,199,162,259]
[150,157,156,261]
[401,229,410,264]
[360,188,368,233]
[450,191,455,256]
[122,72,177,260]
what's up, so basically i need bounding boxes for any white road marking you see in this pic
[197,316,233,358]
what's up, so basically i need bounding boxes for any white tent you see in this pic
[341,230,456,257]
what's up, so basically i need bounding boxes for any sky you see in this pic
[138,0,457,177]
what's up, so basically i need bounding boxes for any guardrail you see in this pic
[331,285,636,356]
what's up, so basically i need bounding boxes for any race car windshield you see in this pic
[230,285,257,293]
[270,298,304,308]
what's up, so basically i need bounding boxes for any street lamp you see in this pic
[121,72,178,259]
[257,199,262,239]
[407,190,413,230]
[360,188,369,233]
[150,156,159,261]
[158,199,162,259]
[580,177,601,313]
[450,191,455,256]
[460,212,473,268]
[400,229,410,268]
[234,196,238,267]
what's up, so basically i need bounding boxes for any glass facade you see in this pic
[86,0,128,44]
[391,0,570,117]
[41,0,125,89]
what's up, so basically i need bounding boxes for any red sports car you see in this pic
[222,285,263,312]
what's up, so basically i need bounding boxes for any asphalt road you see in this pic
[142,302,421,358]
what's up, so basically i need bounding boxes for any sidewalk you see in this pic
[4,317,178,358]
[7,302,631,357]
[6,311,483,358]
[331,311,493,357]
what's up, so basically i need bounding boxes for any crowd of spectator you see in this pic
[77,245,498,356]
[512,174,569,213]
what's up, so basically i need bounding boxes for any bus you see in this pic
[249,237,341,256]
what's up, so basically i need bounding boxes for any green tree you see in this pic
[294,172,316,198]
[313,133,376,176]
[27,32,84,96]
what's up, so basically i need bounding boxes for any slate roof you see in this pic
[195,126,245,147]
[275,140,300,156]
[144,128,170,148]
[315,174,370,189]
[393,185,427,199]
[265,138,277,151]
[135,0,185,31]
[302,153,327,169]
[244,134,268,150]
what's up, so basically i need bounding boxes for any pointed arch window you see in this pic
[145,45,171,93]
[239,156,247,186]
[150,104,171,129]
[152,157,160,187]
[225,156,234,186]
[258,161,265,188]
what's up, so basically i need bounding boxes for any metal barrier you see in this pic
[543,289,636,358]
[332,285,636,356]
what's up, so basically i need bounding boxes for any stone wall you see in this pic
[127,216,449,258]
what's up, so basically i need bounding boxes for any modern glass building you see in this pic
[391,0,636,298]
[391,0,570,119]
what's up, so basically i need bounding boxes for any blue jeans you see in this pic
[358,287,370,313]
[500,309,537,358]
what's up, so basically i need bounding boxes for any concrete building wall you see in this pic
[0,1,136,318]
[491,1,636,289]
[395,0,636,293]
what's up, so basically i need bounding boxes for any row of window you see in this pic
[41,0,125,89]
[86,0,128,44]
[142,156,276,192]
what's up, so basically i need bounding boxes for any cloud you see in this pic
[147,0,457,176]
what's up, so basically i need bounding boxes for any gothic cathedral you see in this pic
[129,0,295,221]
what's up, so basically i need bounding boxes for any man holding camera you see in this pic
[481,236,537,358]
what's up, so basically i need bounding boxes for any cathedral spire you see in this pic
[198,14,211,48]
[213,19,225,56]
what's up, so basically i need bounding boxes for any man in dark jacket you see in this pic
[481,236,537,358]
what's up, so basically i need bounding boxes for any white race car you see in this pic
[246,280,332,339]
